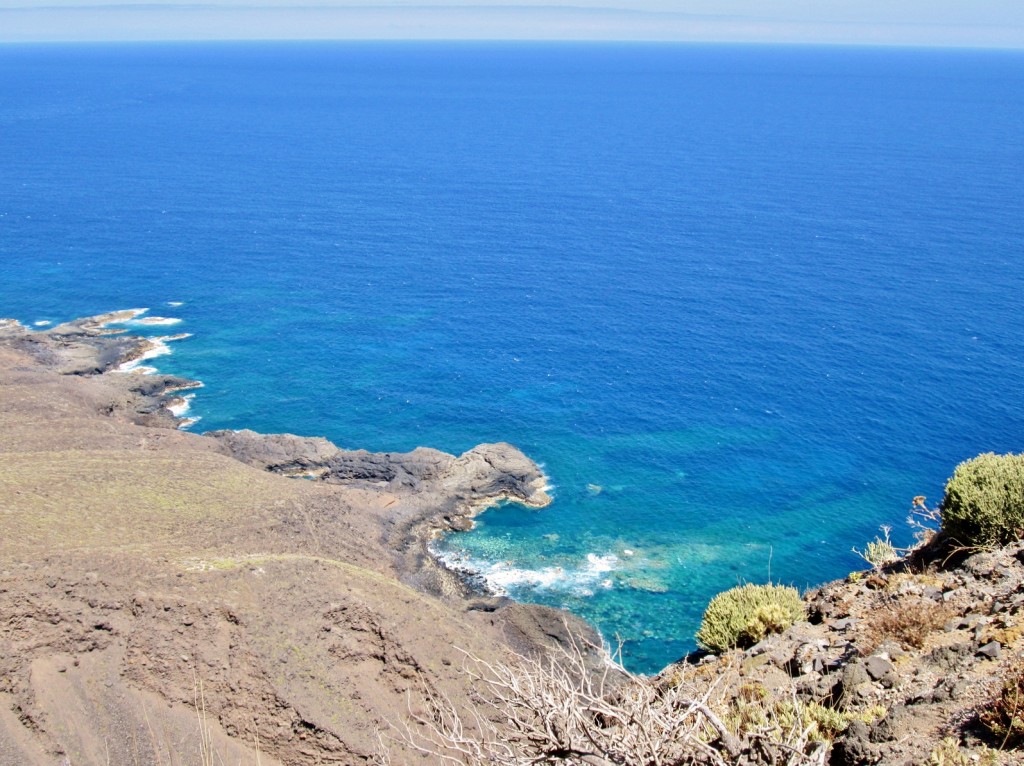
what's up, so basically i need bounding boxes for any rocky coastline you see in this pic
[0,310,553,601]
[0,310,593,765]
[661,535,1024,764]
[2,310,1020,765]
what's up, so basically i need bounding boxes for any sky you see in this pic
[1,0,1023,46]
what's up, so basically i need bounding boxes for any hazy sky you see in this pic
[2,0,1024,46]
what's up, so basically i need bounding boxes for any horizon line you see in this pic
[2,4,1022,48]
[3,37,1024,51]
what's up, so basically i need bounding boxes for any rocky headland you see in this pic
[0,312,589,765]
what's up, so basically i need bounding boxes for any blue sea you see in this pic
[2,42,1022,673]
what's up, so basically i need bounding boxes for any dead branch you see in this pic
[390,629,748,765]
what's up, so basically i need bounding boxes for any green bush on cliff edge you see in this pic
[696,583,805,653]
[941,452,1024,547]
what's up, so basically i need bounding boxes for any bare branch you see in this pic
[391,625,834,765]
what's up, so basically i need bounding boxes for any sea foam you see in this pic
[434,545,620,598]
[166,393,195,417]
[131,316,182,326]
[117,340,171,372]
[115,333,192,373]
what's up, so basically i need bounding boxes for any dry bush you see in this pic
[980,661,1024,749]
[388,631,831,766]
[908,495,942,546]
[858,599,951,654]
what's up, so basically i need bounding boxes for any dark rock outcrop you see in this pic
[209,430,552,519]
[207,428,342,475]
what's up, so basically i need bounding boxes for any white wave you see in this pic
[94,308,150,327]
[131,316,182,326]
[114,333,190,373]
[166,301,184,307]
[117,342,170,372]
[434,545,620,598]
[33,320,52,327]
[484,562,571,591]
[166,394,195,417]
[586,552,618,573]
[126,365,159,375]
[116,339,171,372]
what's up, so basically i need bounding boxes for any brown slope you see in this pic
[0,318,583,766]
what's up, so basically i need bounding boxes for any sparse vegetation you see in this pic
[926,737,1000,766]
[980,661,1024,749]
[858,599,951,653]
[725,683,884,745]
[940,452,1024,547]
[852,525,899,570]
[392,633,833,766]
[696,583,806,653]
[8,326,1024,766]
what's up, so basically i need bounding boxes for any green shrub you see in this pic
[852,525,899,570]
[725,692,885,746]
[696,583,805,653]
[940,452,1024,547]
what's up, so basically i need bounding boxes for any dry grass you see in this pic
[0,449,288,554]
[981,617,1024,650]
[980,661,1024,750]
[192,671,264,766]
[858,599,952,654]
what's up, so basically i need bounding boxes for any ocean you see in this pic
[1,41,1022,673]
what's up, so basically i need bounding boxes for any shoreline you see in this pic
[0,308,565,615]
[0,316,608,765]
[4,308,1024,765]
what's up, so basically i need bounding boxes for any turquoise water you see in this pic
[2,42,1022,672]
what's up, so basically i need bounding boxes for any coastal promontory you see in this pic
[0,313,583,765]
